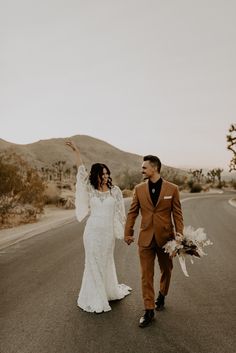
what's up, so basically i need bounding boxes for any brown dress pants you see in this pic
[139,236,173,309]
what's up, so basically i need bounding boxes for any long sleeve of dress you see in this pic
[75,165,90,222]
[124,186,140,238]
[113,186,126,239]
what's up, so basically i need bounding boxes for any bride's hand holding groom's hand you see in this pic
[125,236,134,245]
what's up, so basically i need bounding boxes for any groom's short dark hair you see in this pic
[143,155,161,173]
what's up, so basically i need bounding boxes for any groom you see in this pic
[124,155,184,328]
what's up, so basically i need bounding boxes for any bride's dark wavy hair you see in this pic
[89,163,113,190]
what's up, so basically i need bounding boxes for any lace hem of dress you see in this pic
[77,284,132,313]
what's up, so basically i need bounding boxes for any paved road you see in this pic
[1,193,236,353]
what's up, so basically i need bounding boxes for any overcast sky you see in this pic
[1,0,235,170]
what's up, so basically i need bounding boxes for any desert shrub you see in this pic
[57,196,75,209]
[0,200,38,228]
[161,169,189,190]
[0,153,45,226]
[44,183,61,205]
[63,197,75,209]
[62,183,72,190]
[190,183,202,193]
[18,169,46,211]
[187,180,194,189]
[169,174,187,190]
[229,179,236,190]
[216,181,225,189]
[0,196,15,219]
[122,189,134,198]
[201,184,210,192]
[116,169,142,190]
[0,157,23,196]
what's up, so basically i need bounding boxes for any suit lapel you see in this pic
[145,180,153,207]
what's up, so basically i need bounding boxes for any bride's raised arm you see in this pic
[65,140,83,167]
[66,140,90,222]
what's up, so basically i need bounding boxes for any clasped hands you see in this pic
[124,236,134,245]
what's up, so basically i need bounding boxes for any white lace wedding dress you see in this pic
[75,165,131,313]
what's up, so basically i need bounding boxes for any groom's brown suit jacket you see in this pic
[125,179,184,247]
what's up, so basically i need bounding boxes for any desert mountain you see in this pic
[0,135,185,181]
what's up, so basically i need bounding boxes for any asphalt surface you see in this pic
[0,192,236,353]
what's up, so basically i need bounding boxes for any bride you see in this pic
[66,140,131,313]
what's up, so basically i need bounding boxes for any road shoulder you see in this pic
[0,207,75,250]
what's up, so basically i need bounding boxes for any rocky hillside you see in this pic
[0,135,186,182]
